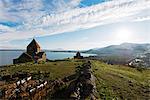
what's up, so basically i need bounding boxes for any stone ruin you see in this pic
[0,74,48,100]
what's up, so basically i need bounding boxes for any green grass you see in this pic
[91,60,150,100]
[0,59,149,99]
[0,59,84,80]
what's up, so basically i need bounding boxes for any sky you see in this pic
[0,0,150,50]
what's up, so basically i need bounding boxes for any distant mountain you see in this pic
[87,43,150,58]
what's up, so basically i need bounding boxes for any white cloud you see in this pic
[134,16,150,22]
[0,0,150,42]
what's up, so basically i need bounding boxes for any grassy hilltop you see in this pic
[0,60,82,81]
[0,59,150,99]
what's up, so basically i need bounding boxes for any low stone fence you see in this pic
[68,61,98,100]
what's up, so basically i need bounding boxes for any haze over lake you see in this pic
[0,51,93,66]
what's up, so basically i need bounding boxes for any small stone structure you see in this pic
[13,39,46,64]
[74,52,83,59]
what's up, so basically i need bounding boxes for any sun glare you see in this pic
[115,27,133,42]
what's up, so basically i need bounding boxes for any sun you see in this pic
[115,27,133,42]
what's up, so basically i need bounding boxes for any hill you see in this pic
[0,59,149,99]
[87,43,150,57]
[91,60,150,99]
[86,43,150,65]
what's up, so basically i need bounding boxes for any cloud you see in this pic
[0,0,150,42]
[134,16,150,22]
[0,24,15,34]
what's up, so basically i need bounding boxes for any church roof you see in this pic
[27,39,40,48]
[36,52,45,58]
[18,52,32,59]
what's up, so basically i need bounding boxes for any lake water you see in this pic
[0,51,94,66]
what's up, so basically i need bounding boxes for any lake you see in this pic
[0,51,94,66]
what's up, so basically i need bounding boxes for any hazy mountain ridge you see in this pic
[85,43,150,66]
[87,43,150,57]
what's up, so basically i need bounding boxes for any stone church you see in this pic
[74,52,83,59]
[13,39,46,64]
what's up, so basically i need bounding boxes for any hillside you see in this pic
[0,60,81,81]
[0,59,150,99]
[91,60,150,99]
[87,43,150,57]
[86,43,150,65]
